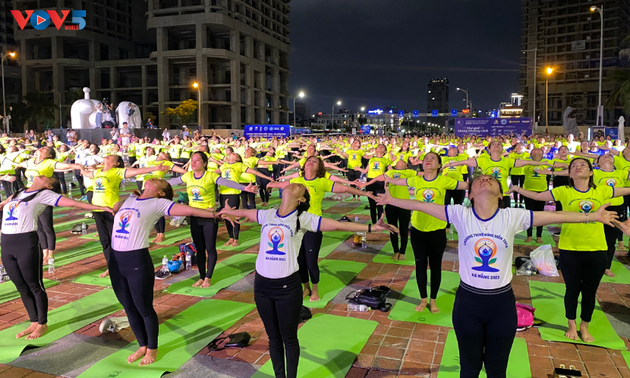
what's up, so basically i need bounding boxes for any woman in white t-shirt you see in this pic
[0,175,112,340]
[218,183,398,378]
[108,178,221,366]
[376,174,616,377]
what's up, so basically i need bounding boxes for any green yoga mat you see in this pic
[304,259,367,309]
[53,213,68,219]
[217,226,262,252]
[166,253,257,297]
[348,204,371,215]
[0,289,122,363]
[529,280,625,350]
[73,246,180,287]
[388,271,460,327]
[601,258,630,284]
[45,241,103,268]
[319,231,354,258]
[253,314,377,378]
[154,226,192,245]
[437,330,530,378]
[78,299,255,378]
[372,243,415,266]
[513,230,556,247]
[0,279,59,304]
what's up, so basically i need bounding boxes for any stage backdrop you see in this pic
[455,118,532,137]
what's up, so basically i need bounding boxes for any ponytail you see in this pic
[295,188,311,233]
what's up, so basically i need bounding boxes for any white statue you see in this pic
[619,116,625,142]
[71,87,142,129]
[116,101,142,129]
[70,88,95,129]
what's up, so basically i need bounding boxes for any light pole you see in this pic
[456,88,470,114]
[52,89,62,129]
[545,67,554,134]
[292,91,305,128]
[591,5,604,126]
[332,100,341,129]
[522,48,538,124]
[192,82,201,128]
[1,51,16,133]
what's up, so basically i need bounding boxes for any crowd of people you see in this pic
[1,128,629,377]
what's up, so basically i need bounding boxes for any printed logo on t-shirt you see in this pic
[223,169,232,180]
[116,211,133,234]
[490,167,501,179]
[421,189,435,203]
[579,200,593,213]
[6,203,18,221]
[266,227,286,255]
[352,154,357,160]
[191,188,202,201]
[94,178,105,191]
[606,178,616,187]
[473,238,499,272]
[373,162,380,170]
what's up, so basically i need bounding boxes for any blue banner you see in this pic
[244,124,290,139]
[290,127,312,135]
[360,125,371,134]
[454,118,532,137]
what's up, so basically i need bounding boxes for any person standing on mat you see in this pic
[167,152,257,289]
[521,148,551,243]
[218,182,398,378]
[109,178,223,366]
[354,144,390,223]
[385,152,468,313]
[0,176,113,340]
[509,157,630,342]
[81,155,168,278]
[268,156,375,302]
[377,174,617,377]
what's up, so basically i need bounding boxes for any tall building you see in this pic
[12,0,291,130]
[1,0,19,107]
[520,0,630,127]
[427,78,449,128]
[293,100,310,125]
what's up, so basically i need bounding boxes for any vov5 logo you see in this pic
[11,10,86,31]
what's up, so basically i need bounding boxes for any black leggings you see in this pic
[87,191,93,204]
[257,168,272,203]
[347,169,361,195]
[15,167,26,190]
[501,196,511,209]
[366,181,385,223]
[1,232,47,324]
[53,171,67,195]
[109,248,159,350]
[510,175,525,204]
[74,169,86,196]
[410,227,447,299]
[241,190,256,210]
[36,206,55,251]
[1,179,14,198]
[298,231,323,284]
[453,283,516,378]
[154,217,165,234]
[385,205,411,254]
[553,176,569,211]
[136,181,143,191]
[190,216,219,280]
[559,249,607,322]
[524,195,545,237]
[445,189,465,228]
[94,211,115,263]
[604,205,625,268]
[219,194,240,239]
[255,272,302,378]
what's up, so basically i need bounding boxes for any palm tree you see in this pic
[24,91,55,130]
[605,68,630,115]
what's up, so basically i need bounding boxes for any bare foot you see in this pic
[223,238,234,247]
[140,348,158,366]
[429,298,440,313]
[192,279,203,287]
[26,324,48,340]
[391,253,400,261]
[580,321,594,343]
[152,233,165,243]
[536,237,544,244]
[231,239,239,247]
[525,237,532,243]
[16,322,38,339]
[398,254,406,261]
[302,285,311,299]
[99,269,110,278]
[415,298,428,312]
[128,346,147,364]
[605,269,616,278]
[310,286,320,302]
[201,278,211,288]
[618,241,625,250]
[564,319,579,341]
[262,202,268,207]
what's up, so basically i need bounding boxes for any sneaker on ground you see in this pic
[155,270,171,280]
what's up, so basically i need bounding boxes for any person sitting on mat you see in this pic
[0,175,113,340]
[218,183,398,378]
[376,174,617,377]
[109,178,228,366]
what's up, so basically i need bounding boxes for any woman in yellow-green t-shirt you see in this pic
[355,144,390,224]
[337,139,365,202]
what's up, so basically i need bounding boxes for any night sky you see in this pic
[289,0,523,115]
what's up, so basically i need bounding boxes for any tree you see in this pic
[162,99,198,125]
[24,91,55,129]
[605,68,630,115]
[8,102,29,133]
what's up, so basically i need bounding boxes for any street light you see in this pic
[332,100,341,129]
[292,91,305,128]
[456,88,471,114]
[192,81,201,128]
[545,67,554,134]
[591,5,604,126]
[2,51,16,133]
[522,48,538,124]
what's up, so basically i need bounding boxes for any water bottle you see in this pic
[81,222,87,235]
[162,255,168,272]
[185,252,192,270]
[354,215,359,223]
[361,232,367,249]
[448,227,454,241]
[347,303,370,312]
[48,258,55,274]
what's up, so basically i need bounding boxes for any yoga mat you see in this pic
[253,314,377,378]
[0,289,122,363]
[166,253,257,297]
[45,241,103,268]
[77,299,255,378]
[304,259,367,309]
[437,329,530,378]
[0,279,59,304]
[348,204,371,215]
[319,231,354,258]
[529,280,626,350]
[73,246,180,287]
[217,226,262,252]
[372,243,415,266]
[78,232,100,240]
[53,213,68,219]
[154,226,192,245]
[601,258,630,284]
[388,271,460,327]
[513,230,556,247]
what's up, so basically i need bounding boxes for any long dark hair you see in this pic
[568,157,596,189]
[296,186,311,233]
